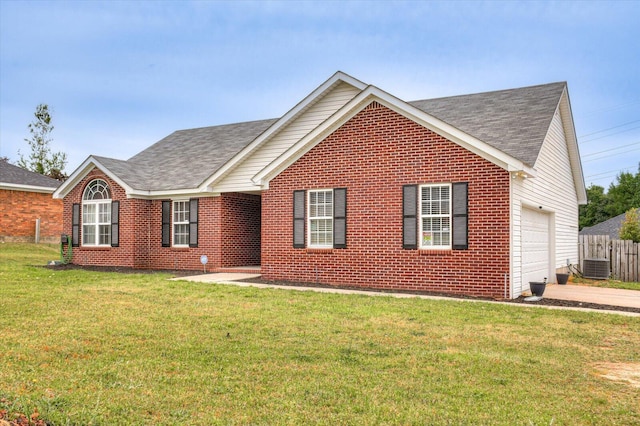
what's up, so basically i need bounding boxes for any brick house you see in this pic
[53,72,586,298]
[1,160,63,243]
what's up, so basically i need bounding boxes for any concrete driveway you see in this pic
[544,284,640,309]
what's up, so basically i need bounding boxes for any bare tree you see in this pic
[18,104,67,180]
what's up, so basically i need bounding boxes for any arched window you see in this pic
[83,179,111,201]
[82,179,112,246]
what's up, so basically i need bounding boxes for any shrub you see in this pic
[619,208,640,242]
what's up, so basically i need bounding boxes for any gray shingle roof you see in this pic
[91,156,150,190]
[101,119,278,191]
[409,82,566,167]
[0,160,61,189]
[579,208,640,239]
[81,81,566,193]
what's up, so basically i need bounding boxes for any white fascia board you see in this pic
[0,183,57,193]
[377,89,534,174]
[199,71,368,192]
[126,188,220,200]
[558,88,587,205]
[52,156,135,199]
[253,85,532,187]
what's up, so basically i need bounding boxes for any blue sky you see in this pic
[1,0,638,190]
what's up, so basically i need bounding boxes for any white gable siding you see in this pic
[511,107,579,296]
[214,82,361,192]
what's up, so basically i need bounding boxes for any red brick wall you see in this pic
[221,192,261,267]
[0,189,62,243]
[61,167,262,271]
[261,102,512,297]
[62,169,136,267]
[145,197,222,271]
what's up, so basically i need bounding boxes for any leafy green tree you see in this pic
[17,104,67,180]
[579,184,611,229]
[579,164,640,230]
[606,164,640,218]
[618,208,640,242]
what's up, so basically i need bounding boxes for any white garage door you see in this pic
[522,208,550,291]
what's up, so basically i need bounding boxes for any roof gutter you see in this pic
[0,183,58,193]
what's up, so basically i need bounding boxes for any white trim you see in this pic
[557,87,587,205]
[126,188,217,200]
[200,71,367,191]
[81,180,112,247]
[307,188,334,248]
[253,86,537,188]
[0,183,57,193]
[172,199,190,247]
[53,156,135,199]
[419,183,452,250]
[509,174,515,299]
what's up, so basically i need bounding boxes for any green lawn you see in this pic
[1,243,639,425]
[570,276,640,291]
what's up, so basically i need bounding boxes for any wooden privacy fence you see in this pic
[578,235,640,282]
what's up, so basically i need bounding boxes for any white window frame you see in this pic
[419,183,452,250]
[172,200,190,247]
[308,189,333,248]
[82,179,111,247]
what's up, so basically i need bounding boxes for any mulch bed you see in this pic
[43,263,202,277]
[44,264,640,314]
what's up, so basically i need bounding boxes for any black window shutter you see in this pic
[189,198,199,248]
[161,201,171,247]
[403,185,418,249]
[293,190,305,248]
[111,201,120,247]
[452,182,469,250]
[72,203,80,247]
[333,188,347,249]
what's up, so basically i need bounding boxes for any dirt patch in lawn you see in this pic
[594,363,640,388]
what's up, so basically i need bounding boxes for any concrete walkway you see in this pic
[173,273,640,317]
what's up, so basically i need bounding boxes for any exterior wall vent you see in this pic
[582,258,610,280]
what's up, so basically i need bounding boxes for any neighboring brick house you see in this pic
[0,160,63,243]
[54,72,586,298]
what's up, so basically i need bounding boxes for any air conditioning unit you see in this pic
[583,258,610,280]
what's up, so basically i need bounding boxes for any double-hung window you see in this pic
[173,200,190,247]
[420,184,451,249]
[162,198,198,248]
[308,189,333,248]
[82,179,112,246]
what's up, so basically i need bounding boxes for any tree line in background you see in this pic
[579,164,640,239]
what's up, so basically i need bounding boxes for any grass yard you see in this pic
[569,275,640,291]
[1,244,639,425]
